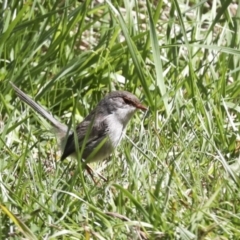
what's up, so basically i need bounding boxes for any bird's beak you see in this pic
[136,103,148,111]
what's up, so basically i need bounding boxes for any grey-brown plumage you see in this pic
[11,82,147,163]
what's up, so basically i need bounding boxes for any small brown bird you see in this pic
[11,82,147,179]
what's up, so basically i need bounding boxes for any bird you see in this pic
[10,82,147,179]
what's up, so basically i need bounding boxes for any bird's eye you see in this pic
[123,98,132,105]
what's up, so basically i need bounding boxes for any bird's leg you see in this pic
[85,164,107,182]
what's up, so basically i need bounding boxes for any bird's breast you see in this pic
[84,114,128,163]
[105,114,125,148]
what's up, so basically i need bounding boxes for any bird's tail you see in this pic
[10,82,68,136]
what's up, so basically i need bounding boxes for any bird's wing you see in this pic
[60,116,109,160]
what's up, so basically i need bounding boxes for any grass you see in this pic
[1,0,240,239]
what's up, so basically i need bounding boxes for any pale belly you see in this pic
[85,122,124,163]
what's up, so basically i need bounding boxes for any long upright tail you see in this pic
[10,82,68,134]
